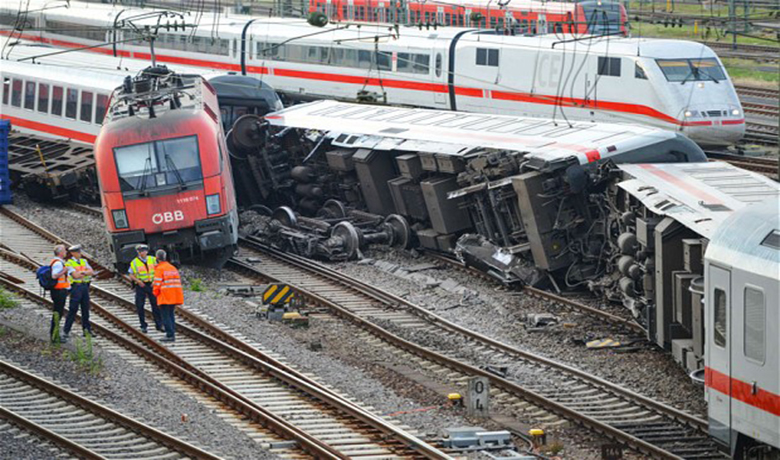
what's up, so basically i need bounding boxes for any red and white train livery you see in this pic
[0,0,744,146]
[310,0,628,36]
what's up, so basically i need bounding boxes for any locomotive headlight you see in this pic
[206,194,221,215]
[112,209,129,229]
[731,109,740,116]
[684,110,693,118]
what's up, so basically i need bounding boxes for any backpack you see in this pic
[36,264,58,291]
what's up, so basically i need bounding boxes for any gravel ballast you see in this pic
[0,292,278,460]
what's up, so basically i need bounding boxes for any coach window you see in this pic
[37,83,50,113]
[598,56,621,77]
[65,88,78,119]
[435,53,442,77]
[81,91,94,123]
[10,79,22,107]
[52,86,64,116]
[476,48,499,67]
[744,287,765,364]
[95,94,109,124]
[377,51,392,71]
[713,288,727,348]
[24,81,35,110]
[2,78,9,105]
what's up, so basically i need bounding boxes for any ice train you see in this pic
[0,0,744,146]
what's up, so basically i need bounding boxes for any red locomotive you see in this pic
[94,66,238,269]
[309,0,627,35]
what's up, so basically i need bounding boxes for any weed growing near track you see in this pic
[65,332,103,375]
[189,278,206,292]
[0,288,20,309]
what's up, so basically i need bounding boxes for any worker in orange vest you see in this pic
[152,249,183,343]
[49,244,70,343]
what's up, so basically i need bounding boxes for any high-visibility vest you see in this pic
[66,258,91,284]
[130,256,157,282]
[51,258,70,290]
[152,261,183,305]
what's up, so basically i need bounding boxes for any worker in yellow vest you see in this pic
[63,245,94,340]
[128,244,163,334]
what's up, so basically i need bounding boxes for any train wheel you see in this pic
[272,206,298,228]
[320,199,347,219]
[332,221,360,260]
[384,214,412,249]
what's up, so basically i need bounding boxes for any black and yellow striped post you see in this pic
[262,283,296,306]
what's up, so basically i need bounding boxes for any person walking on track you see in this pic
[128,244,163,334]
[49,244,70,343]
[63,245,94,340]
[152,250,182,343]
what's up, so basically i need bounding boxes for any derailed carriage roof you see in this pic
[706,195,780,277]
[617,162,780,240]
[265,100,684,165]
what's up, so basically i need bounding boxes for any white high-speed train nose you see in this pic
[680,104,746,147]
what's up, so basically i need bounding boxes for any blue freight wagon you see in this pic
[0,120,11,205]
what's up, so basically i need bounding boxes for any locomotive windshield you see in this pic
[655,58,727,83]
[114,135,203,196]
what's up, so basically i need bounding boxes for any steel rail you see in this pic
[422,251,646,333]
[90,276,452,460]
[0,254,345,460]
[0,405,105,460]
[232,239,720,459]
[0,207,450,460]
[0,359,223,460]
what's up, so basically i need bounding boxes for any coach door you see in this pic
[707,264,732,447]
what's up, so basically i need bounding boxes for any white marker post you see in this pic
[467,376,490,418]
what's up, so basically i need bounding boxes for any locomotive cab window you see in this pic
[656,58,726,82]
[114,135,203,197]
[597,56,621,77]
[744,287,765,364]
[634,62,648,80]
[713,288,727,348]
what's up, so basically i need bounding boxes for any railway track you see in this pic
[233,237,729,460]
[705,150,780,176]
[736,85,779,101]
[0,206,451,460]
[0,358,222,460]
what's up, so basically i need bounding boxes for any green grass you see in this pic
[0,288,20,310]
[188,278,206,292]
[722,58,780,85]
[630,21,780,47]
[66,331,103,375]
[627,0,776,18]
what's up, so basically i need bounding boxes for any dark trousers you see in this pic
[50,289,68,341]
[135,284,162,330]
[160,305,176,339]
[64,283,91,335]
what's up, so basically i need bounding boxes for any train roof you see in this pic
[706,196,780,277]
[0,58,122,91]
[265,99,682,165]
[10,0,718,60]
[617,162,780,240]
